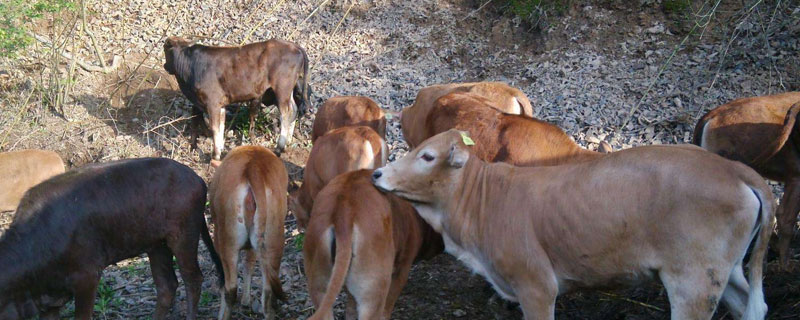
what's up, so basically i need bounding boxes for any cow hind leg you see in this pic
[661,267,729,320]
[217,243,240,320]
[241,249,257,308]
[149,245,180,319]
[720,264,749,320]
[304,227,334,319]
[171,233,203,320]
[777,179,800,267]
[345,242,392,319]
[273,82,297,154]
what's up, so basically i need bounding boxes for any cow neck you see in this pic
[446,156,496,245]
[174,47,194,82]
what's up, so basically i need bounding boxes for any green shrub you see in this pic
[0,0,74,57]
[504,0,567,25]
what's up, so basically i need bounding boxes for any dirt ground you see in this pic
[0,0,799,319]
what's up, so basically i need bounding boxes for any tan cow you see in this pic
[289,126,387,229]
[0,149,65,212]
[373,129,773,320]
[311,96,386,142]
[422,92,608,166]
[401,82,535,148]
[304,170,443,320]
[209,146,288,320]
[694,91,800,266]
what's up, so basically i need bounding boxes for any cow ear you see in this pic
[447,144,468,168]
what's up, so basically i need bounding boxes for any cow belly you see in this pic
[443,234,517,301]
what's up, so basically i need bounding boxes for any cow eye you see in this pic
[421,153,434,162]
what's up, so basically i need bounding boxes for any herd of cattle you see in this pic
[0,37,799,320]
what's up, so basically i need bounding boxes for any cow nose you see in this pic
[372,170,383,181]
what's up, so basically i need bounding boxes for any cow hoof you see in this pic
[277,136,287,152]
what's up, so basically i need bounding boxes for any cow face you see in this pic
[372,129,470,204]
[163,37,191,75]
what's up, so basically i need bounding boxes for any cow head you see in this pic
[372,129,470,204]
[163,36,192,75]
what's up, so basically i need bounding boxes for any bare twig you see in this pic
[599,291,665,312]
[141,115,195,134]
[31,33,122,73]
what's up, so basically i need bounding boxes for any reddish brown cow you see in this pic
[424,92,607,166]
[311,96,386,142]
[304,170,443,320]
[163,37,312,165]
[694,91,800,265]
[401,82,535,148]
[289,126,387,229]
[209,146,288,320]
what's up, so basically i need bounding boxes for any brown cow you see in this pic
[694,91,800,265]
[423,92,607,166]
[311,96,386,142]
[304,170,443,320]
[0,149,65,212]
[289,126,387,229]
[163,36,312,165]
[401,82,535,148]
[209,146,288,320]
[373,129,773,320]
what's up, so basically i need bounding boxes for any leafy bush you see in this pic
[504,0,568,26]
[0,0,74,57]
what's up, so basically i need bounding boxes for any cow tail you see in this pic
[308,213,354,320]
[200,210,225,289]
[741,184,773,320]
[298,46,312,116]
[246,165,286,300]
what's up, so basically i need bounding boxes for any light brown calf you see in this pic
[401,82,534,148]
[423,92,608,166]
[0,149,65,212]
[209,146,288,320]
[304,170,443,320]
[373,129,773,320]
[289,126,387,229]
[694,91,800,266]
[312,96,386,142]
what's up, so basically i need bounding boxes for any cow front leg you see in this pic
[777,179,800,267]
[209,105,226,166]
[72,272,101,320]
[248,99,261,144]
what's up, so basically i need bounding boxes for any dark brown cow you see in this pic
[163,36,312,165]
[289,126,387,229]
[209,146,288,320]
[401,82,535,148]
[311,96,386,142]
[0,158,222,320]
[424,92,607,166]
[304,170,443,320]
[694,91,800,265]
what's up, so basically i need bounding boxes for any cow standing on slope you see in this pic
[163,37,312,166]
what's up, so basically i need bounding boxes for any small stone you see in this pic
[453,309,466,317]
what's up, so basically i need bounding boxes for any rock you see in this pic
[453,309,467,317]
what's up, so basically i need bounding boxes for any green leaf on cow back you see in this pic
[460,132,475,146]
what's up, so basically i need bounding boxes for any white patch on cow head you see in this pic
[372,129,470,204]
